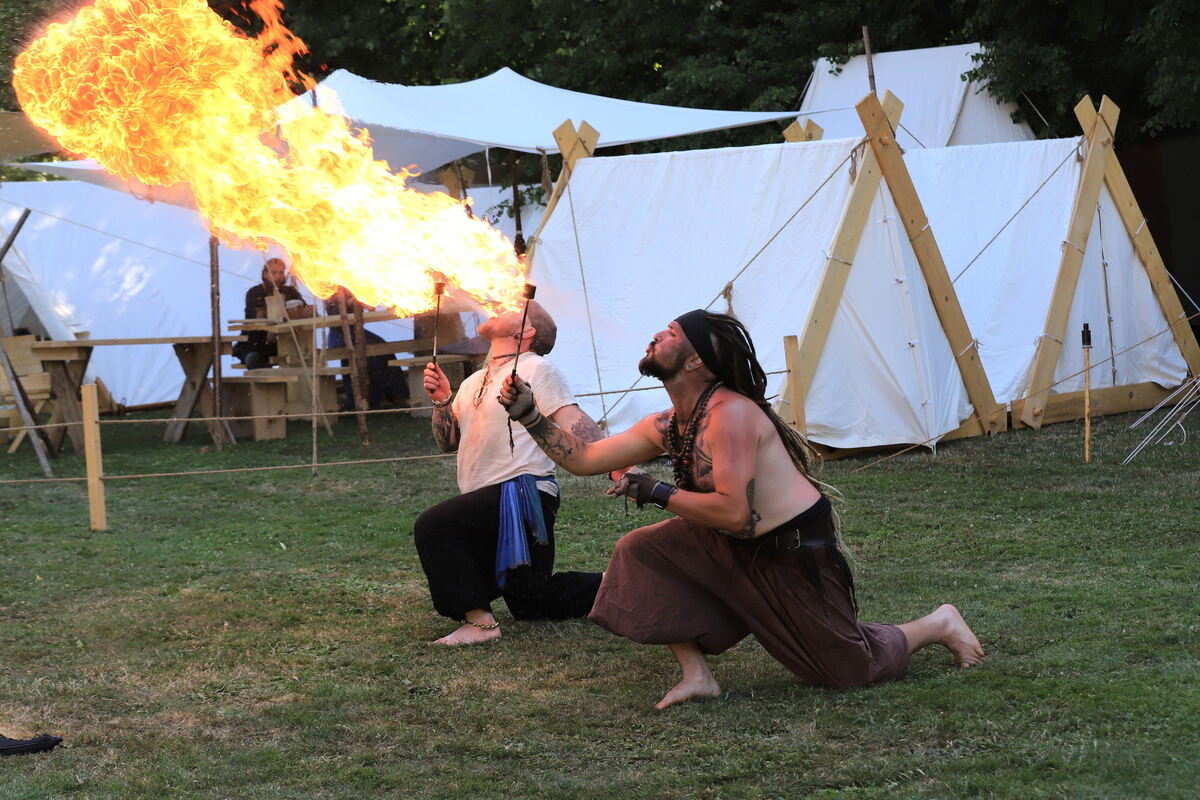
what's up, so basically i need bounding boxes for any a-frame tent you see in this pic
[904,96,1197,430]
[796,43,1034,149]
[528,93,1003,450]
[526,90,1197,450]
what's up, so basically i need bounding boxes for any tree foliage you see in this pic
[2,0,1197,146]
[269,0,1199,144]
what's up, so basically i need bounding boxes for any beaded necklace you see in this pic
[667,381,722,490]
[472,352,518,407]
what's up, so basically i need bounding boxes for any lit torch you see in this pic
[507,283,537,454]
[431,274,446,365]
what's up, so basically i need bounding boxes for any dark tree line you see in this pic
[3,1,1198,143]
[258,0,1199,145]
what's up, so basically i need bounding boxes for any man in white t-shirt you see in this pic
[416,300,604,645]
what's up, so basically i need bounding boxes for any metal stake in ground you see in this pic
[508,283,537,453]
[1082,322,1092,462]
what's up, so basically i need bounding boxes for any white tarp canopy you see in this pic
[279,67,800,175]
[529,135,1188,449]
[798,43,1034,149]
[7,159,546,242]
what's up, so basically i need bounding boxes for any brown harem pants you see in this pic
[589,497,909,688]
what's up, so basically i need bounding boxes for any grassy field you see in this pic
[0,407,1197,799]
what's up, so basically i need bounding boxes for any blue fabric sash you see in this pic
[496,474,552,588]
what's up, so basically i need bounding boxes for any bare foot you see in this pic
[433,623,502,646]
[934,604,985,667]
[654,674,722,710]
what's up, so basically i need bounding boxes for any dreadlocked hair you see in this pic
[700,311,823,483]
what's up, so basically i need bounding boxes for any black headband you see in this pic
[674,309,719,375]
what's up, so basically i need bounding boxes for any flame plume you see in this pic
[14,0,525,315]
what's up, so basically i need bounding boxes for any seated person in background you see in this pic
[232,257,306,370]
[325,287,409,410]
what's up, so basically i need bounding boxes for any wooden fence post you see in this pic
[81,383,107,531]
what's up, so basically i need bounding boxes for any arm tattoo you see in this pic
[718,479,762,540]
[692,415,714,485]
[570,415,603,444]
[431,406,459,453]
[652,411,671,437]
[525,413,581,466]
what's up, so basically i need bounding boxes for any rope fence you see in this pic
[3,309,1195,525]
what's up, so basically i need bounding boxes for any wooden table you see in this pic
[235,308,483,417]
[31,336,244,450]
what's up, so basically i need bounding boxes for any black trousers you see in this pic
[413,484,602,622]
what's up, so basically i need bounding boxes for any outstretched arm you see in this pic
[499,374,662,474]
[609,397,761,535]
[549,403,604,444]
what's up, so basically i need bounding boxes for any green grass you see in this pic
[1,408,1197,799]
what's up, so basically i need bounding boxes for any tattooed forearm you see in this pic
[570,415,603,444]
[431,406,459,453]
[525,414,582,467]
[718,479,762,539]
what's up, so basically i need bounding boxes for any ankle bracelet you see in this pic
[464,619,500,630]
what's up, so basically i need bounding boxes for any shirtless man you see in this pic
[499,309,984,708]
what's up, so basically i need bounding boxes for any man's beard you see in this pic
[638,353,680,380]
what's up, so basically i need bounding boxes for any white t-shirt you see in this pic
[451,353,576,495]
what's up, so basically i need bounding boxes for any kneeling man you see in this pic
[415,301,603,645]
[499,309,984,708]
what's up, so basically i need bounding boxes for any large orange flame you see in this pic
[14,0,525,315]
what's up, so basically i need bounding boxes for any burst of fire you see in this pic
[13,0,526,315]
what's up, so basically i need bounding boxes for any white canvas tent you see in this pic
[278,67,801,175]
[0,176,540,407]
[530,136,987,448]
[797,43,1034,149]
[529,94,1197,448]
[911,139,1191,419]
[0,180,316,407]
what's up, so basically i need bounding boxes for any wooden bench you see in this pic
[217,375,297,441]
[387,354,476,413]
[1,335,53,450]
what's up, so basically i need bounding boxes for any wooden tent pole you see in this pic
[782,119,824,143]
[336,291,369,448]
[862,26,876,94]
[1020,96,1119,428]
[855,91,1006,436]
[0,340,53,477]
[0,208,31,337]
[1074,97,1200,377]
[511,152,526,255]
[784,93,902,433]
[351,300,370,449]
[208,235,232,450]
[81,382,107,530]
[523,119,599,265]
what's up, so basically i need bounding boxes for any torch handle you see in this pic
[431,294,442,365]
